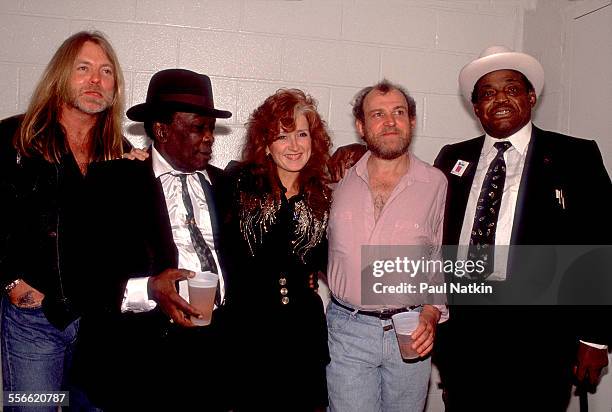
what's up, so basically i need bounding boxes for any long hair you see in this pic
[14,31,125,163]
[242,88,332,217]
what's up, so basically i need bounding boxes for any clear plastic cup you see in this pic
[187,271,218,326]
[391,311,421,360]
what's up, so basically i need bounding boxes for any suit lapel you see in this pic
[200,166,228,287]
[506,126,560,293]
[445,136,484,245]
[454,136,483,211]
[509,126,554,245]
[146,156,178,268]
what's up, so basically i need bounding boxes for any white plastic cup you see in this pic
[391,311,421,360]
[187,271,219,326]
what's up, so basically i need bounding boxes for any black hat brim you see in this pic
[127,102,232,122]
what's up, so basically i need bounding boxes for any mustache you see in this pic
[381,127,400,134]
[80,86,112,99]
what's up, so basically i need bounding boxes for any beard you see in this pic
[69,86,114,114]
[363,126,411,160]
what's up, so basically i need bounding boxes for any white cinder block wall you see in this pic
[0,0,527,169]
[523,0,566,133]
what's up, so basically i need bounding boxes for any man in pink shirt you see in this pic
[326,80,448,412]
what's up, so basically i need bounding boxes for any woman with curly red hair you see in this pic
[226,89,331,410]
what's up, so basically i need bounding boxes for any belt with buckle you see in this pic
[331,296,421,320]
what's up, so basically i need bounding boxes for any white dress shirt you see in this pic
[458,122,531,281]
[121,146,225,312]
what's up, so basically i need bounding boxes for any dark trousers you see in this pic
[72,308,231,411]
[434,307,574,412]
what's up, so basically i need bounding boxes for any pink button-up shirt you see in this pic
[327,151,448,320]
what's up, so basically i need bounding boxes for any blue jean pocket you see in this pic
[4,300,45,324]
[326,304,352,332]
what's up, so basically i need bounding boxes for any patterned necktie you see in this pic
[468,141,512,280]
[178,174,221,306]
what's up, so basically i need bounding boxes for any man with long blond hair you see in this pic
[0,30,128,407]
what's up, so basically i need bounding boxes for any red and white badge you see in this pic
[451,160,469,177]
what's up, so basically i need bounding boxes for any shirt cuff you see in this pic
[122,277,157,313]
[433,304,449,323]
[579,340,608,350]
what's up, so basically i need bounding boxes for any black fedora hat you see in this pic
[126,69,232,121]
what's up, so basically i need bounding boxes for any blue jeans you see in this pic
[326,300,431,412]
[1,297,80,412]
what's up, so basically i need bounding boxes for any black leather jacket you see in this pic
[0,115,101,329]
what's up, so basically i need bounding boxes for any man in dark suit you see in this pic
[74,69,233,411]
[433,46,611,411]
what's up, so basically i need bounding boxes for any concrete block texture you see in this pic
[244,0,342,39]
[22,0,137,21]
[329,86,362,132]
[342,0,436,48]
[237,81,330,125]
[17,65,44,113]
[328,129,361,150]
[135,0,241,30]
[410,92,426,136]
[206,77,239,126]
[381,49,473,94]
[0,15,70,63]
[523,1,565,95]
[531,91,561,132]
[281,38,379,86]
[411,135,458,165]
[209,125,246,169]
[70,21,181,71]
[0,0,22,13]
[179,31,282,80]
[0,0,525,163]
[424,94,483,139]
[437,9,518,53]
[123,121,150,149]
[131,72,155,114]
[0,64,19,119]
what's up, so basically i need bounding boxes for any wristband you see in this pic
[4,279,21,293]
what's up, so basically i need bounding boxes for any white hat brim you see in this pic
[458,51,544,101]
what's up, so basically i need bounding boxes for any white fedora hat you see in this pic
[458,45,544,101]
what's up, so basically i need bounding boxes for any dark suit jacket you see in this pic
[432,125,611,406]
[435,125,611,248]
[73,156,232,410]
[82,155,230,305]
[439,126,611,304]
